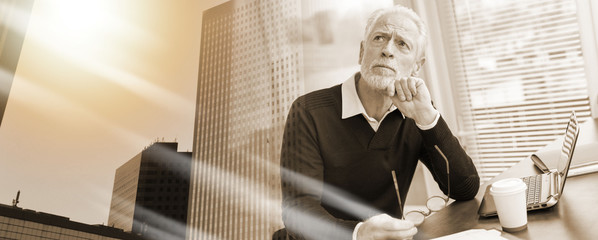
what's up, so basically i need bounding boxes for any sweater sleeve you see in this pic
[280,98,358,240]
[418,115,480,200]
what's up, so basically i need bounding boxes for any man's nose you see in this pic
[381,41,394,58]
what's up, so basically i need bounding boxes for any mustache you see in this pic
[369,61,399,73]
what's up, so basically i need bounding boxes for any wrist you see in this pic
[414,107,439,126]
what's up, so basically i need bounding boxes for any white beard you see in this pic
[360,67,395,92]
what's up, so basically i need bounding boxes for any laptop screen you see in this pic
[556,111,579,195]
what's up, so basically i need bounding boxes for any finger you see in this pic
[412,77,425,89]
[367,213,391,223]
[417,78,424,88]
[407,77,417,97]
[399,77,412,101]
[387,226,418,240]
[372,226,417,240]
[394,80,406,101]
[385,81,395,97]
[380,218,415,231]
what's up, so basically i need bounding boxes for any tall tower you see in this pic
[188,0,303,239]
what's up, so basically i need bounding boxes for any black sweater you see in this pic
[280,84,480,240]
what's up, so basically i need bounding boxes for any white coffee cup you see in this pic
[490,178,528,232]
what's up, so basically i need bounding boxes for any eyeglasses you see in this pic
[391,145,450,226]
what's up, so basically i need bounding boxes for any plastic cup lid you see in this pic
[490,178,527,196]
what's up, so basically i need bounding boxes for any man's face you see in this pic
[359,13,424,92]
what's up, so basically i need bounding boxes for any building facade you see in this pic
[108,142,191,240]
[188,0,303,239]
[0,203,143,240]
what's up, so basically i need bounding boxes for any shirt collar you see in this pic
[341,72,402,119]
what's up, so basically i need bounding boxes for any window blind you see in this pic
[437,0,592,182]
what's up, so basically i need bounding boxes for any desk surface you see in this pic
[415,118,598,240]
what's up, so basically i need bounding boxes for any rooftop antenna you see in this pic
[12,190,20,207]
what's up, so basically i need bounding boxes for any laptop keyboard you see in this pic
[521,175,542,204]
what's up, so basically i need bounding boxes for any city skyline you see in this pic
[0,0,226,225]
[0,0,395,236]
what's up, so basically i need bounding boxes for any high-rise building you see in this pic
[188,1,392,239]
[188,0,303,239]
[0,203,143,240]
[108,142,191,240]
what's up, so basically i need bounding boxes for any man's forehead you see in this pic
[372,12,419,35]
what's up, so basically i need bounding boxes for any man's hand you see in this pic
[386,77,438,126]
[356,214,417,240]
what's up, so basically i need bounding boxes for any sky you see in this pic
[0,0,226,225]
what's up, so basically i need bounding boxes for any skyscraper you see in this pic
[108,142,191,240]
[188,0,303,239]
[188,1,392,239]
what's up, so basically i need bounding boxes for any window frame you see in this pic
[576,0,598,118]
[409,0,598,190]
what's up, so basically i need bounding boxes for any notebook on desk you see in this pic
[478,111,579,217]
[531,141,598,177]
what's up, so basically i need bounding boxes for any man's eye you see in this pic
[373,36,384,42]
[397,41,409,49]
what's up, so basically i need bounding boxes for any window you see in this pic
[430,0,594,182]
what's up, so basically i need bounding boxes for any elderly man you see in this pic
[280,4,479,240]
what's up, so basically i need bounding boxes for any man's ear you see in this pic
[359,41,364,65]
[411,57,426,76]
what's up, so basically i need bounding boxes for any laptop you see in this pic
[478,111,579,217]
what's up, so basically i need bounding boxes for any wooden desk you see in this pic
[415,118,598,240]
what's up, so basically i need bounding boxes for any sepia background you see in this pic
[1,0,598,239]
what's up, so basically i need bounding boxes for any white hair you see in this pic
[363,5,428,58]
